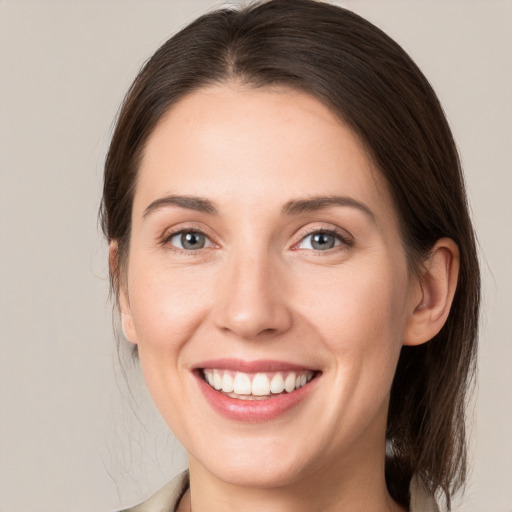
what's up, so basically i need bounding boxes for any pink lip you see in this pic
[192,359,320,423]
[193,358,313,373]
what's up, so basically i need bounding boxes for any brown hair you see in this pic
[100,0,480,508]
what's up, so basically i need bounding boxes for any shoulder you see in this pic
[409,474,440,512]
[118,470,189,512]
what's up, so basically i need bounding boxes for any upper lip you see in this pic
[192,358,317,373]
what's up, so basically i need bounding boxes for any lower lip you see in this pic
[195,372,319,423]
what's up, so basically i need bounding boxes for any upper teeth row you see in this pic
[203,369,314,396]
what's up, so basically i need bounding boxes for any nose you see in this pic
[212,249,293,340]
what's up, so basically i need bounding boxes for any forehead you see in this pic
[135,84,396,227]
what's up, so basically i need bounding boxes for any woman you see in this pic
[101,1,480,510]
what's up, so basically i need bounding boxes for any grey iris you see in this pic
[181,232,206,250]
[311,232,335,250]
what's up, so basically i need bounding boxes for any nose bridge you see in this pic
[213,242,292,339]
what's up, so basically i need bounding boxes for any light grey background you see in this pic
[0,1,510,511]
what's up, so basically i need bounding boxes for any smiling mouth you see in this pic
[201,369,317,400]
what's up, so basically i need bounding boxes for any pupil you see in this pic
[312,232,334,250]
[182,232,205,250]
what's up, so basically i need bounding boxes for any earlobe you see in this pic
[403,238,460,346]
[120,312,138,344]
[109,241,138,345]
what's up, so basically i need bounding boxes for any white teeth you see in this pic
[213,370,222,390]
[233,372,252,395]
[252,373,270,396]
[270,373,285,394]
[205,369,214,387]
[221,373,234,393]
[284,372,296,393]
[203,369,315,398]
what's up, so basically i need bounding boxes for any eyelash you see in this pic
[161,226,354,254]
[161,227,215,255]
[293,228,354,252]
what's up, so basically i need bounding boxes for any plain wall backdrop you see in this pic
[0,1,510,511]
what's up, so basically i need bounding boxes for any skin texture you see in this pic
[114,85,459,512]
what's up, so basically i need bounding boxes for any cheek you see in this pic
[127,259,212,351]
[303,262,406,337]
[295,256,409,382]
[308,260,409,427]
[126,260,213,428]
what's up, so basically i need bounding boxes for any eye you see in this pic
[167,230,212,251]
[297,230,349,251]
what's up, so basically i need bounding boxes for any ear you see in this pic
[403,238,460,346]
[109,241,138,345]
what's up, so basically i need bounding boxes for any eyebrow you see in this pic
[282,195,375,220]
[143,194,375,221]
[143,195,219,217]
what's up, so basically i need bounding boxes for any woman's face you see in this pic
[120,85,421,488]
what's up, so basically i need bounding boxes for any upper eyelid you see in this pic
[160,223,353,248]
[294,224,353,242]
[296,231,350,247]
[160,227,212,251]
[162,228,216,254]
[290,225,355,253]
[169,230,213,249]
[162,223,213,240]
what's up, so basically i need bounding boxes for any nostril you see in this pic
[214,305,293,340]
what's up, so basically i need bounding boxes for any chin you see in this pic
[206,457,308,489]
[189,430,321,489]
